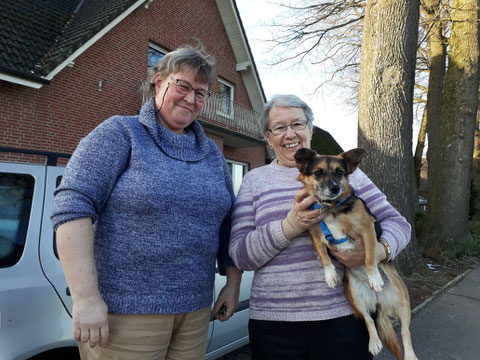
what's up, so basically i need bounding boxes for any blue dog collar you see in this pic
[310,198,350,245]
[311,202,323,210]
[318,221,349,245]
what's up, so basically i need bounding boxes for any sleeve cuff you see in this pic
[272,219,294,248]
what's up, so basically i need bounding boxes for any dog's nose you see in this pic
[331,185,340,195]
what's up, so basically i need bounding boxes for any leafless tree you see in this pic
[357,0,425,274]
[422,0,480,257]
[264,0,365,104]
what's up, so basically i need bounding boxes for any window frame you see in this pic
[217,78,235,119]
[226,159,248,195]
[148,43,168,69]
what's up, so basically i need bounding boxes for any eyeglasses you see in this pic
[268,120,308,135]
[169,77,210,103]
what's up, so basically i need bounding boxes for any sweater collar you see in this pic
[269,159,300,174]
[139,99,210,161]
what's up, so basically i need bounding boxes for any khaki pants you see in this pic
[78,307,211,360]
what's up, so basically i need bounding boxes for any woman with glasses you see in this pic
[229,94,411,359]
[51,43,242,360]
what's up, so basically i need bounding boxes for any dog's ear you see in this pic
[340,148,367,174]
[294,148,317,174]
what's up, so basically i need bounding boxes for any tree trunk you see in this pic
[357,0,424,275]
[469,103,480,220]
[475,100,480,158]
[414,106,428,188]
[422,0,447,223]
[423,0,480,257]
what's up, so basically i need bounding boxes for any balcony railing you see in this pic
[198,92,264,140]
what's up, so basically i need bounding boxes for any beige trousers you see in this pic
[78,307,211,360]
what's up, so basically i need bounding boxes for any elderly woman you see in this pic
[229,94,411,360]
[51,44,242,360]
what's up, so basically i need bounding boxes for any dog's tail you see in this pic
[376,305,402,360]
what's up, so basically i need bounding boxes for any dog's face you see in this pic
[294,148,367,201]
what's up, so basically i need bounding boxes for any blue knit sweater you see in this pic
[51,99,235,314]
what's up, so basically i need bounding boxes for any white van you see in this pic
[0,154,252,360]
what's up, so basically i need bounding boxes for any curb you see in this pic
[411,268,473,316]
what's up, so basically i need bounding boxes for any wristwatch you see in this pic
[379,238,391,262]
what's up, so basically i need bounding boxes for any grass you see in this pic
[452,222,480,258]
[415,212,480,261]
[442,222,480,260]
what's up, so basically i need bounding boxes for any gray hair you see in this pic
[261,94,314,138]
[142,43,216,100]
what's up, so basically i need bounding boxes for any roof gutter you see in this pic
[0,66,50,89]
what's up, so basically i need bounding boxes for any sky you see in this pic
[235,0,359,151]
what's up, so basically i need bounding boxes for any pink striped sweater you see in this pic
[229,160,411,321]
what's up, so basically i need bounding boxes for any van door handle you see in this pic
[66,287,71,296]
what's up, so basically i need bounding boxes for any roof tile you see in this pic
[0,0,138,79]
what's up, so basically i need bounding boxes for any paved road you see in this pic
[221,266,480,360]
[217,345,251,360]
[374,266,480,360]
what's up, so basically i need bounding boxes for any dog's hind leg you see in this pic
[344,272,383,356]
[399,315,417,360]
[394,290,418,360]
[358,304,383,355]
[382,264,418,360]
[309,227,339,288]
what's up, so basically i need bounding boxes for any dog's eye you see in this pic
[336,169,345,176]
[313,169,324,178]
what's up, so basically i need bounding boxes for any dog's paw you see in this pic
[368,337,383,356]
[324,265,339,288]
[368,270,384,293]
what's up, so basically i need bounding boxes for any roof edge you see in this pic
[44,0,149,81]
[0,66,50,88]
[230,0,266,102]
[215,0,266,113]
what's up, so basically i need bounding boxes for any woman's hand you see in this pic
[72,293,109,348]
[212,266,241,322]
[282,188,326,240]
[56,218,108,347]
[328,235,387,268]
[212,283,240,322]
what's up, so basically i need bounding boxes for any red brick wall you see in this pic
[224,145,265,170]
[205,134,266,170]
[0,153,48,165]
[0,0,258,166]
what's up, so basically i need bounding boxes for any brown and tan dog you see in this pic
[294,147,418,360]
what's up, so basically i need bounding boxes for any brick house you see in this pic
[0,0,267,192]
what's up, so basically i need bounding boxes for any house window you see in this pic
[148,44,167,69]
[145,45,168,103]
[227,160,248,195]
[217,79,234,118]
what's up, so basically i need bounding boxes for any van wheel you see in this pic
[28,347,80,360]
